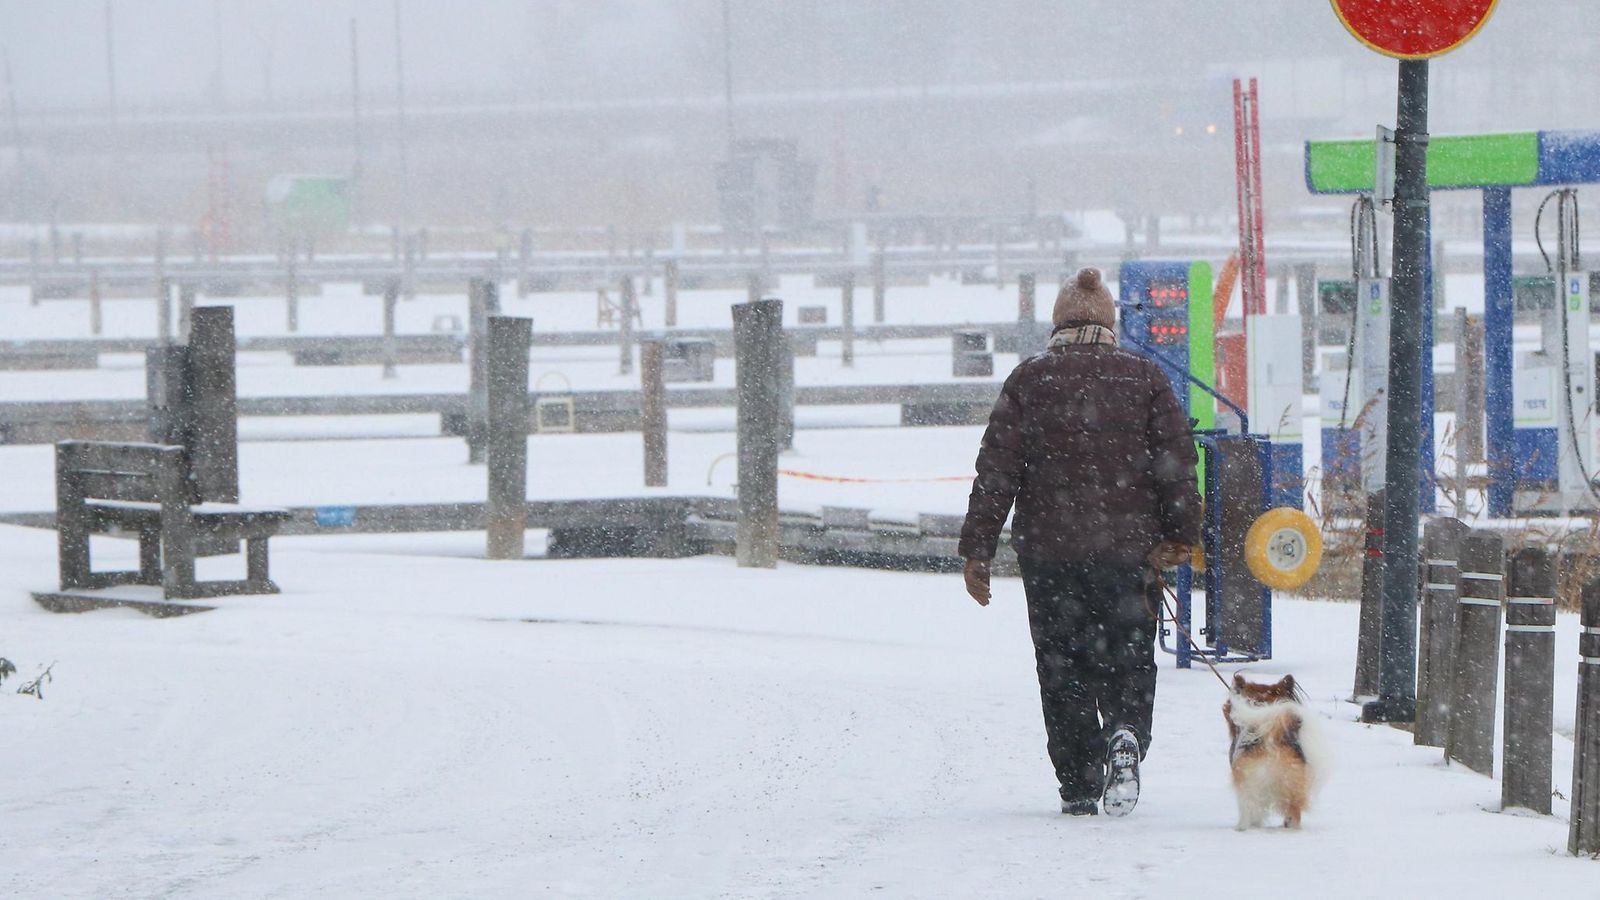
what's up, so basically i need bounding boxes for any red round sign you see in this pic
[1330,0,1498,59]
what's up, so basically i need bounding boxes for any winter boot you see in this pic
[1101,727,1141,817]
[1060,798,1099,817]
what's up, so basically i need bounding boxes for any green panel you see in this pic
[1187,261,1214,486]
[1306,132,1539,193]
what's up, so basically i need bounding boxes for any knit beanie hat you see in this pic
[1052,267,1116,330]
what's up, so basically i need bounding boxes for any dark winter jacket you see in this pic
[958,343,1203,566]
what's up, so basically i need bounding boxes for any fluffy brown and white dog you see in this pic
[1223,674,1327,830]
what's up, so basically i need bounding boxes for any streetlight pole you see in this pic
[1364,58,1430,724]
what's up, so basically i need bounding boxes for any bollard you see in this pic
[732,298,783,568]
[485,316,532,560]
[1416,516,1468,747]
[640,340,667,487]
[872,247,886,324]
[157,277,174,346]
[89,269,103,336]
[619,276,636,376]
[286,251,300,332]
[1569,575,1600,855]
[841,271,855,367]
[1353,490,1385,699]
[382,277,399,379]
[185,306,240,503]
[1503,546,1556,813]
[1446,529,1504,776]
[177,284,196,343]
[664,259,679,327]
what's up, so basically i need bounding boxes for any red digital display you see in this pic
[1146,316,1188,345]
[1146,281,1189,309]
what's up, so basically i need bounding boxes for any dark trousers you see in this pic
[1018,556,1158,801]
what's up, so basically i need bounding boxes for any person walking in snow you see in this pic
[958,267,1202,817]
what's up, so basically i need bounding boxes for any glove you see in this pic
[963,558,992,606]
[1147,541,1193,570]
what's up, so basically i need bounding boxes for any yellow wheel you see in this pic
[1243,507,1322,591]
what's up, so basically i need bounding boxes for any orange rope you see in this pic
[777,469,970,485]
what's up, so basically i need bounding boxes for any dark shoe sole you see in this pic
[1061,799,1099,816]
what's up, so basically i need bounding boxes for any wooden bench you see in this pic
[56,440,290,600]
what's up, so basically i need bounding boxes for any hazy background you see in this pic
[0,1,1590,245]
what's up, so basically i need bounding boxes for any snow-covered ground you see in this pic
[0,523,1593,897]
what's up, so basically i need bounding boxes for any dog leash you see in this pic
[1149,569,1234,693]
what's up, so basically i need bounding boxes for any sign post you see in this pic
[1328,0,1499,724]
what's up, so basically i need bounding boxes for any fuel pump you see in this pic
[1322,196,1390,505]
[1514,188,1598,514]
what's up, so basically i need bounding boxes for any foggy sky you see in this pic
[0,1,1583,125]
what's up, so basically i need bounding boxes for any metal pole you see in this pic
[1365,58,1430,724]
[349,17,363,228]
[720,0,735,150]
[841,271,855,367]
[103,0,117,122]
[664,259,679,327]
[392,0,410,232]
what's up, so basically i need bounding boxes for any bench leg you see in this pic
[138,525,161,585]
[58,517,91,590]
[245,538,279,593]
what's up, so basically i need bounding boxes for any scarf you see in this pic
[1047,323,1119,349]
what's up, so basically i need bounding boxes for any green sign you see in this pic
[1306,132,1539,193]
[266,175,352,237]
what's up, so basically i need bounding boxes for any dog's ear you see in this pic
[1233,673,1247,693]
[1278,675,1297,695]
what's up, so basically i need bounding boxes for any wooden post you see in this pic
[664,259,679,327]
[518,227,533,297]
[1503,546,1556,813]
[733,298,783,568]
[641,340,667,487]
[1295,262,1317,387]
[778,337,795,451]
[466,277,499,464]
[157,277,173,346]
[185,305,240,504]
[841,271,855,367]
[1353,489,1385,699]
[1458,310,1485,465]
[1569,574,1600,854]
[89,269,103,336]
[619,276,636,376]
[1416,516,1468,747]
[382,276,399,379]
[286,249,300,332]
[485,316,532,560]
[1447,529,1504,776]
[872,247,886,324]
[993,223,1004,290]
[177,283,196,343]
